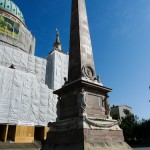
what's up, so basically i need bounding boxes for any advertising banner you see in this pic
[0,15,20,39]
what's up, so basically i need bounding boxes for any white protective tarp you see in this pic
[0,45,46,84]
[0,66,57,126]
[46,50,69,90]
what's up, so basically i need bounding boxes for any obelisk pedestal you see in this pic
[43,81,132,150]
[43,0,133,149]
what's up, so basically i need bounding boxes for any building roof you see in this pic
[111,105,132,109]
[0,0,25,24]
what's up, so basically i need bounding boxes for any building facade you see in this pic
[111,105,132,119]
[0,0,68,142]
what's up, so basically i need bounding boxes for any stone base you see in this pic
[85,142,133,150]
[0,140,41,150]
[42,117,133,150]
[43,142,132,150]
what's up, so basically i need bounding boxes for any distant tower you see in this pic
[53,28,62,51]
[45,29,69,90]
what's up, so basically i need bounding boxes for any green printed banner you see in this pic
[0,15,20,39]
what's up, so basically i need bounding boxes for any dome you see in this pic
[0,0,25,24]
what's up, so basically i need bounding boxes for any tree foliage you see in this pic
[112,109,150,145]
[120,109,138,144]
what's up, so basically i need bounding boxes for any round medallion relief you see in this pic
[82,65,95,80]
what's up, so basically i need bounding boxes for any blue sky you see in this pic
[14,0,150,119]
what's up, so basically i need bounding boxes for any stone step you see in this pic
[0,141,41,150]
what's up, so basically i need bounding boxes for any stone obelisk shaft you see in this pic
[68,0,96,82]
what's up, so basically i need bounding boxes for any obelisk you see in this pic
[68,0,96,82]
[43,0,133,149]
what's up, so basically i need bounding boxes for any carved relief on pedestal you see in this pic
[82,64,96,80]
[56,96,61,121]
[104,95,110,116]
[77,89,87,117]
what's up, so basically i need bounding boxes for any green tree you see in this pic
[135,119,150,144]
[120,109,138,144]
[117,109,150,145]
[112,112,120,120]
